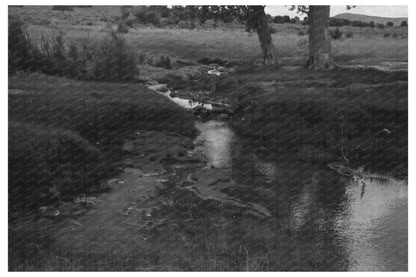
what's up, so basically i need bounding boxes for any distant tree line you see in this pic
[328,17,407,28]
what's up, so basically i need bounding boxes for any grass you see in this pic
[223,67,407,176]
[9,72,196,215]
[25,25,407,66]
[9,5,407,67]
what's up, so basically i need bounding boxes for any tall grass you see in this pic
[9,15,139,82]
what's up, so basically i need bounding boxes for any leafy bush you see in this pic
[155,55,172,69]
[117,22,129,33]
[345,32,353,38]
[386,21,394,27]
[9,121,105,214]
[9,17,139,82]
[297,30,305,36]
[377,23,385,29]
[401,20,408,27]
[329,18,350,27]
[52,6,74,12]
[133,6,161,26]
[87,31,138,81]
[8,15,38,74]
[329,28,343,40]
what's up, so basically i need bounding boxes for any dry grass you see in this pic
[9,5,406,66]
[23,24,407,66]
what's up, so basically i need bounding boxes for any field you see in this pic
[8,5,408,271]
[10,6,408,69]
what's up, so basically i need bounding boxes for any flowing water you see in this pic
[195,120,408,271]
[152,88,408,271]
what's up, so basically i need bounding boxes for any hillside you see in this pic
[334,12,407,25]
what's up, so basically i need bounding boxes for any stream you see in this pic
[150,86,408,271]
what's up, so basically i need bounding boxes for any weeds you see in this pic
[9,15,139,82]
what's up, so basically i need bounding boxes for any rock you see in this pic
[219,113,229,120]
[147,80,159,86]
[148,84,168,92]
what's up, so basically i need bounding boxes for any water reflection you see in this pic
[189,119,407,271]
[194,121,234,168]
[232,141,407,271]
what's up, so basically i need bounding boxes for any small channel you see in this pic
[150,86,408,271]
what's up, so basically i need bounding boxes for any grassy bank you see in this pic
[9,73,196,217]
[218,67,408,176]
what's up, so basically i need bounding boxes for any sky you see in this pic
[265,5,408,19]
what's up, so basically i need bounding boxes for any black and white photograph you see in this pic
[6,2,410,272]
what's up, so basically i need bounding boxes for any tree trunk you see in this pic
[253,6,276,65]
[307,5,334,70]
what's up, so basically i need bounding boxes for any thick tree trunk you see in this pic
[307,5,334,70]
[252,6,276,65]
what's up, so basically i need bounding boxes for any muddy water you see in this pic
[195,120,408,271]
[149,87,408,271]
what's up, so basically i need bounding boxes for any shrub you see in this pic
[52,6,74,12]
[376,23,385,29]
[369,21,375,28]
[273,15,284,24]
[133,6,161,26]
[117,22,129,33]
[120,6,131,20]
[345,32,353,38]
[329,28,343,40]
[146,11,161,26]
[9,24,139,82]
[87,31,138,82]
[8,15,38,74]
[401,20,407,27]
[297,30,306,36]
[383,33,390,37]
[9,121,105,214]
[155,55,172,69]
[386,21,394,27]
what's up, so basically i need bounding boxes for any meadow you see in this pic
[9,6,408,69]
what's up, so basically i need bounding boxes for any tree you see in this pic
[306,6,334,69]
[273,15,284,23]
[246,6,276,64]
[188,6,276,64]
[290,5,355,70]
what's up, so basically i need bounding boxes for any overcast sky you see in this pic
[265,5,408,18]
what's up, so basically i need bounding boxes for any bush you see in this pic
[8,20,139,82]
[9,121,105,214]
[386,21,394,27]
[8,15,38,74]
[345,32,353,38]
[155,55,172,69]
[133,6,161,26]
[377,23,385,29]
[297,30,306,36]
[401,20,408,27]
[52,6,74,12]
[87,31,138,82]
[117,22,129,33]
[329,28,343,40]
